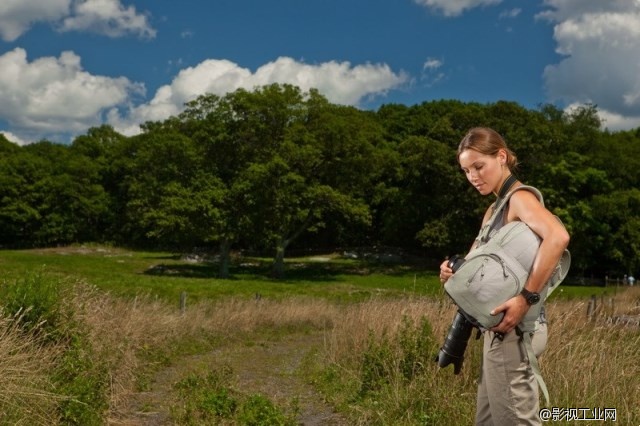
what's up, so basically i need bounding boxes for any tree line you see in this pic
[1,83,639,278]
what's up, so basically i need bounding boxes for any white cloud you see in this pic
[0,0,70,42]
[0,48,143,140]
[423,58,443,70]
[595,108,640,132]
[60,0,156,38]
[499,8,521,19]
[537,0,634,22]
[0,0,154,41]
[540,0,640,130]
[109,57,408,136]
[421,58,446,87]
[1,131,29,146]
[413,0,502,17]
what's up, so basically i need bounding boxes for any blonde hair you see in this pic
[457,127,518,171]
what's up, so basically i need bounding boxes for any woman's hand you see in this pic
[439,259,453,284]
[489,295,530,334]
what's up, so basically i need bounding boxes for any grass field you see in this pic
[0,246,444,302]
[0,245,637,425]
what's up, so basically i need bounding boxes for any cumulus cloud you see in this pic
[0,0,154,41]
[60,0,156,38]
[539,0,640,129]
[413,0,502,17]
[109,57,408,136]
[0,0,70,42]
[590,107,640,132]
[0,48,143,141]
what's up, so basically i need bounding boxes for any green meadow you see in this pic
[0,246,637,425]
[0,246,445,302]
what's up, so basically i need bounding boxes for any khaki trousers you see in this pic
[475,323,547,426]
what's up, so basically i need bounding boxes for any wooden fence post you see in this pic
[180,291,187,315]
[587,295,596,319]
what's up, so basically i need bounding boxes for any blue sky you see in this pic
[1,0,639,145]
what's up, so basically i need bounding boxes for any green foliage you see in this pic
[359,316,436,397]
[53,331,109,425]
[318,313,476,425]
[359,330,394,396]
[238,394,295,426]
[172,368,238,422]
[2,86,640,276]
[171,368,296,425]
[0,271,109,425]
[0,269,68,339]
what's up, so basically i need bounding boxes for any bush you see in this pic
[359,315,436,397]
[0,269,70,340]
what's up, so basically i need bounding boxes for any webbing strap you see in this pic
[521,331,550,406]
[475,185,544,245]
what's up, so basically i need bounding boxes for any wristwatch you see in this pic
[520,288,541,305]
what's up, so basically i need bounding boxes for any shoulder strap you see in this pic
[476,185,544,244]
[520,330,550,406]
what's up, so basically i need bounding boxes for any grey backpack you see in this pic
[444,185,570,332]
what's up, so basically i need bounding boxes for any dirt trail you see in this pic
[118,332,348,425]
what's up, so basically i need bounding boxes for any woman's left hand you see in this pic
[489,295,530,335]
[439,259,453,284]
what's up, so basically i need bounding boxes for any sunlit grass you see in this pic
[0,246,442,303]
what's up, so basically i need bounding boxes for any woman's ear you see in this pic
[497,149,508,165]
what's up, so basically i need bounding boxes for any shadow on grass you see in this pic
[143,257,430,282]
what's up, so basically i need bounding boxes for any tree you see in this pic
[590,189,640,275]
[228,85,380,277]
[0,141,110,246]
[112,131,220,249]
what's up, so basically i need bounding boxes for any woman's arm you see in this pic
[490,189,570,334]
[508,189,570,293]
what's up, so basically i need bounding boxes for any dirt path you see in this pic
[118,332,348,425]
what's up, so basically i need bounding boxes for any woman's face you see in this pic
[458,148,506,196]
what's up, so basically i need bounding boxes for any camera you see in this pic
[447,254,465,272]
[435,254,474,374]
[435,310,475,374]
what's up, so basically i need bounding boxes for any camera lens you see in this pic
[447,255,465,272]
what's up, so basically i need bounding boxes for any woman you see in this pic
[439,127,570,425]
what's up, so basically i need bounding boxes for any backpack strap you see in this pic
[475,185,543,245]
[476,184,570,302]
[517,328,550,406]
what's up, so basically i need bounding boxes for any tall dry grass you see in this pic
[543,288,640,425]
[321,290,640,424]
[3,280,637,425]
[322,296,482,424]
[73,287,342,423]
[0,312,62,425]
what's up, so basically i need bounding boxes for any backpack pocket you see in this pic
[445,247,529,329]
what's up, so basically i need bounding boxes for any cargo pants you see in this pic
[475,322,548,426]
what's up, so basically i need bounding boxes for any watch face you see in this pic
[522,289,540,305]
